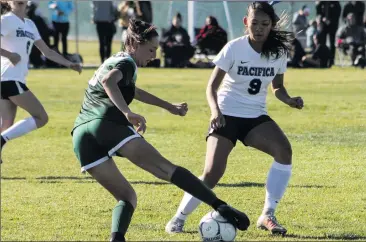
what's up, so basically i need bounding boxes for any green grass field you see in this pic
[1,44,366,241]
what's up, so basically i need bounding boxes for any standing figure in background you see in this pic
[342,1,365,26]
[118,1,136,50]
[92,1,119,64]
[292,5,310,48]
[134,1,152,24]
[315,1,341,67]
[48,0,73,56]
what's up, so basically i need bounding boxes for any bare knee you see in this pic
[200,167,225,189]
[273,143,292,165]
[33,111,48,128]
[115,188,137,209]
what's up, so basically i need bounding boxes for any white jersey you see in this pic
[1,12,41,83]
[213,35,287,118]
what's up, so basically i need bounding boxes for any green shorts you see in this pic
[72,119,141,172]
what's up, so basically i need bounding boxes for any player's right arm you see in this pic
[101,69,147,133]
[206,66,226,130]
[208,41,234,130]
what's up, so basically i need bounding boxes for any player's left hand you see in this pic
[288,96,304,109]
[168,102,188,116]
[70,63,83,74]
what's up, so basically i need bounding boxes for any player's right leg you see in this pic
[1,82,48,163]
[165,133,234,233]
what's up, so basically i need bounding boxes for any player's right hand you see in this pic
[125,111,147,134]
[9,52,21,66]
[210,109,225,130]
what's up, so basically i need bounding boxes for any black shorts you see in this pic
[207,115,273,146]
[1,81,29,100]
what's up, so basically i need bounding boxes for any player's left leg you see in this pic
[243,120,292,235]
[0,99,17,163]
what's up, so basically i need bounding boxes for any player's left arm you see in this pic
[34,39,82,74]
[271,74,304,109]
[134,87,188,116]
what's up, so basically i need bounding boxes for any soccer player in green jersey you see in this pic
[72,19,250,242]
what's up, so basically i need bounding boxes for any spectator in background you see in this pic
[292,5,310,48]
[316,1,341,67]
[301,33,331,68]
[195,16,227,55]
[135,1,152,24]
[160,13,195,68]
[92,1,119,64]
[288,38,306,68]
[337,13,365,68]
[342,1,365,26]
[306,19,318,50]
[118,1,136,50]
[48,0,73,56]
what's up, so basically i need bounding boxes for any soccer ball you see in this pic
[198,210,237,241]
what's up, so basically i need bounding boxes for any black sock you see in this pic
[170,166,226,210]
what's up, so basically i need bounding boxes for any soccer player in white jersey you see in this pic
[0,1,82,163]
[166,1,303,235]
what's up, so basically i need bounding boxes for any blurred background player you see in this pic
[0,0,82,164]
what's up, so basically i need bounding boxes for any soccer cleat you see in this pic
[257,210,287,235]
[165,217,185,234]
[216,204,250,231]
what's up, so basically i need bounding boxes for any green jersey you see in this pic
[73,53,137,130]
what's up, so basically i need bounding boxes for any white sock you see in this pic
[263,161,292,214]
[175,192,202,221]
[1,117,37,142]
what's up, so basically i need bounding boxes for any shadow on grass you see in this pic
[182,230,198,234]
[285,233,366,240]
[1,177,26,180]
[1,176,336,189]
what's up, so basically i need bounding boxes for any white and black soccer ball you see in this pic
[198,210,237,241]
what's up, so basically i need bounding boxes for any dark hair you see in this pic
[207,16,218,26]
[247,2,293,59]
[174,12,182,21]
[124,19,159,52]
[1,1,11,15]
